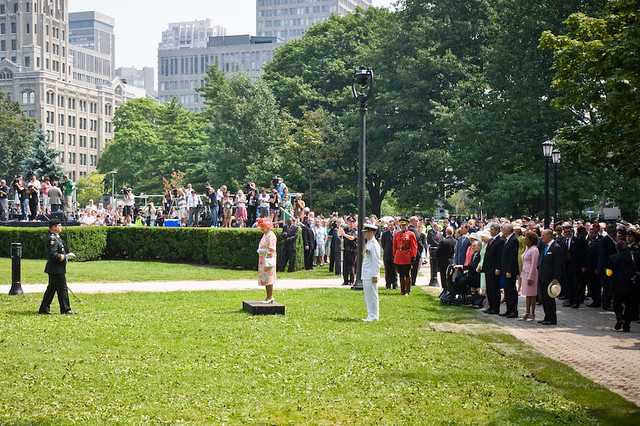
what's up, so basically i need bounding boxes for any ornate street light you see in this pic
[542,140,554,229]
[552,149,561,222]
[352,67,374,291]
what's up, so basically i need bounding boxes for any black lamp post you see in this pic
[542,139,554,229]
[352,67,374,291]
[552,149,561,222]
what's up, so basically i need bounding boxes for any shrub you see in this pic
[0,226,304,271]
[106,227,210,263]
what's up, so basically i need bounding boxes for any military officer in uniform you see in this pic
[38,220,76,315]
[339,216,358,286]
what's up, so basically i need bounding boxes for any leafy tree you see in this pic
[198,67,284,189]
[98,98,206,193]
[540,0,640,179]
[76,172,106,208]
[0,92,37,179]
[21,130,64,181]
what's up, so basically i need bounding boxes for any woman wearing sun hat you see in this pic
[257,217,277,303]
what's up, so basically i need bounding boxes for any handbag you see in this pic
[264,256,276,269]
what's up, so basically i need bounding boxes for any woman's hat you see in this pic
[363,223,378,232]
[547,280,562,298]
[398,218,408,225]
[256,218,273,229]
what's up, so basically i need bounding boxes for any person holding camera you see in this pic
[38,220,76,315]
[122,188,135,225]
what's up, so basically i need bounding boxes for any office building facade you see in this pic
[158,35,279,112]
[68,11,115,86]
[159,19,226,50]
[0,0,139,180]
[116,66,155,97]
[256,0,372,41]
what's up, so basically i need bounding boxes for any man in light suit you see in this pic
[538,229,563,325]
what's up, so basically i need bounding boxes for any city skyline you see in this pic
[71,0,395,69]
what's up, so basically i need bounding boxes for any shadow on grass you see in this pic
[331,317,361,323]
[4,310,41,317]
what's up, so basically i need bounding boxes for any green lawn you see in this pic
[0,258,336,284]
[0,290,637,425]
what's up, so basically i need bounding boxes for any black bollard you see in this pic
[9,242,23,295]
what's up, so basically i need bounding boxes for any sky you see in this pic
[70,0,396,70]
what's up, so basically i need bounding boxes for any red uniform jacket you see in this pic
[393,230,418,265]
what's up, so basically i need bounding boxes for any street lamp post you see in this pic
[552,149,561,222]
[109,170,118,211]
[351,67,374,291]
[542,140,554,229]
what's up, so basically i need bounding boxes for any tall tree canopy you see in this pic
[0,92,37,180]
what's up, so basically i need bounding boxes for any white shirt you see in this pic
[362,238,382,280]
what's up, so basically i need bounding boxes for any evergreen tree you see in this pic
[21,130,64,180]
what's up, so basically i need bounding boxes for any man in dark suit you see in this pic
[500,223,520,318]
[538,229,563,325]
[453,223,470,267]
[436,226,456,291]
[280,217,298,272]
[38,220,76,315]
[408,217,425,287]
[557,223,578,307]
[572,225,589,308]
[609,229,638,332]
[427,222,442,286]
[302,218,316,270]
[482,223,504,315]
[380,220,397,289]
[597,223,618,310]
[586,223,602,306]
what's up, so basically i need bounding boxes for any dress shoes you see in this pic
[540,321,557,326]
[38,311,50,315]
[62,310,76,315]
[505,313,518,319]
[614,320,623,331]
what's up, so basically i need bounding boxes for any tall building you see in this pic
[0,1,140,181]
[256,0,372,41]
[68,11,115,86]
[158,35,279,112]
[116,66,155,97]
[159,19,226,50]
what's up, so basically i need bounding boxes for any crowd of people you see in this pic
[0,174,74,222]
[373,216,640,333]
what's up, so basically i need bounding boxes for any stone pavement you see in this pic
[0,276,432,295]
[484,295,640,406]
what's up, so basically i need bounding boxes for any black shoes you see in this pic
[540,320,557,326]
[62,310,76,315]
[483,309,499,315]
[614,320,623,331]
[505,313,518,319]
[38,311,50,315]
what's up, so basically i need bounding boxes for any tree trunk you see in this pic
[366,173,386,218]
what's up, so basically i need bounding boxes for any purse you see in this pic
[264,257,276,269]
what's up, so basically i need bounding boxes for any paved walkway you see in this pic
[0,276,432,294]
[485,296,640,406]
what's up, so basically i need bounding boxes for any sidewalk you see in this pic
[0,276,432,294]
[487,299,640,406]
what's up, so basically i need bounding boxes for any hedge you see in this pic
[0,226,305,271]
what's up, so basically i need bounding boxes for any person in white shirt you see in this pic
[362,223,382,322]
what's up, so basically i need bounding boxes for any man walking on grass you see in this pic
[38,220,76,315]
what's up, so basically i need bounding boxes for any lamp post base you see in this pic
[9,282,23,296]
